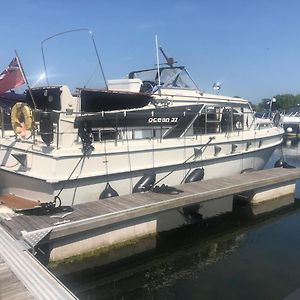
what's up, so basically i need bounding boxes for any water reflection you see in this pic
[58,219,248,299]
[283,136,300,148]
[233,194,295,218]
[56,138,300,300]
[282,137,300,168]
[58,197,299,300]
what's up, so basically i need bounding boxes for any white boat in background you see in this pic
[282,107,300,136]
[0,32,284,207]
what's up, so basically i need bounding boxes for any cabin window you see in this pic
[193,113,205,134]
[92,130,100,141]
[98,130,118,141]
[93,130,118,141]
[193,106,225,134]
[207,106,222,133]
[243,105,254,129]
[221,108,233,132]
[131,128,170,140]
[133,129,153,139]
[92,127,172,141]
[233,108,244,131]
[192,105,250,135]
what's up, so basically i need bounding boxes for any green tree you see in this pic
[257,98,271,111]
[256,94,300,113]
[249,101,258,111]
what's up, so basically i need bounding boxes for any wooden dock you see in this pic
[0,256,33,300]
[1,167,300,249]
[0,226,77,300]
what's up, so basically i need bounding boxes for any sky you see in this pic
[1,0,300,102]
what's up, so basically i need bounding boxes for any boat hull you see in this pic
[283,123,300,136]
[0,145,277,206]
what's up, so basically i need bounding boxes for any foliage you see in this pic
[256,94,300,112]
[249,101,258,111]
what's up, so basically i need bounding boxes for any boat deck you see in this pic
[1,167,300,245]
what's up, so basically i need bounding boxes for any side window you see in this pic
[101,130,118,140]
[193,105,251,135]
[206,106,221,133]
[243,106,254,129]
[233,108,244,131]
[193,106,220,134]
[193,114,205,134]
[220,107,233,132]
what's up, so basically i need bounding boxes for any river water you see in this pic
[55,138,300,300]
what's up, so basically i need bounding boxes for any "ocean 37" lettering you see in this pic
[148,117,178,123]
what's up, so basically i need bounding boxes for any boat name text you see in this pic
[148,117,178,123]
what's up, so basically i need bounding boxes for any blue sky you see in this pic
[1,0,300,102]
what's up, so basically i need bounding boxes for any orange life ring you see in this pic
[10,102,33,137]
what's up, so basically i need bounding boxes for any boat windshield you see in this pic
[129,67,197,90]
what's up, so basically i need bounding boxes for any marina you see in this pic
[1,0,300,298]
[0,30,283,207]
[0,44,296,297]
[0,31,288,281]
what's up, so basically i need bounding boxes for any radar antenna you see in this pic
[159,47,177,67]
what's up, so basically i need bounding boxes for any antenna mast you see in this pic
[155,35,161,86]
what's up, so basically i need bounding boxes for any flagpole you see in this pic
[14,50,37,109]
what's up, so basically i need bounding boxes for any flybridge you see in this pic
[128,66,198,91]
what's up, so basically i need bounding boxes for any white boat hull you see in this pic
[0,141,278,206]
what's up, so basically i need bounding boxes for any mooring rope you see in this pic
[124,112,133,191]
[54,153,87,204]
[152,136,215,188]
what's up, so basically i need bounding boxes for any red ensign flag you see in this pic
[0,57,25,93]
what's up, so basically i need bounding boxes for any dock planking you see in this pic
[0,226,77,300]
[0,258,34,300]
[1,167,300,245]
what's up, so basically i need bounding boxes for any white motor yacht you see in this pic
[0,32,284,207]
[0,64,284,206]
[282,107,300,136]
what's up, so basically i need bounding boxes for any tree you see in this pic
[257,98,272,111]
[249,101,258,111]
[256,94,300,113]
